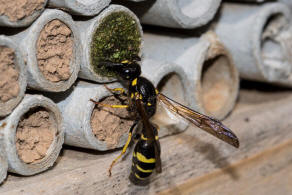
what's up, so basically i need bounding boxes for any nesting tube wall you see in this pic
[48,0,110,16]
[0,0,47,27]
[122,0,222,29]
[0,36,27,117]
[213,3,292,86]
[11,9,80,92]
[228,0,270,2]
[0,131,8,184]
[143,31,239,120]
[280,0,292,7]
[0,95,64,176]
[126,0,146,2]
[55,81,133,151]
[76,4,143,83]
[141,59,190,137]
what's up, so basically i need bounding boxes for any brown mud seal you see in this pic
[16,108,56,164]
[0,0,46,22]
[37,19,73,82]
[91,96,134,148]
[0,46,19,103]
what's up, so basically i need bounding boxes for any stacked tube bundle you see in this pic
[1,0,292,189]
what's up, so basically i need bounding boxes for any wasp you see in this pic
[90,58,239,185]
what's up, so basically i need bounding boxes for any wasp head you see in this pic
[101,60,141,81]
[116,62,141,81]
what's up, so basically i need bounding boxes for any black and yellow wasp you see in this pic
[90,58,239,185]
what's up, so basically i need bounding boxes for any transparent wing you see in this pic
[135,99,162,173]
[157,93,239,148]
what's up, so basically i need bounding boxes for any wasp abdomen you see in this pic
[129,138,157,183]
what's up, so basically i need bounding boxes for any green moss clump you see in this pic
[90,11,141,78]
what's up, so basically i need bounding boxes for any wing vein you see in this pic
[157,93,239,148]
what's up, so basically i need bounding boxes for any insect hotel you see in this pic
[0,0,292,194]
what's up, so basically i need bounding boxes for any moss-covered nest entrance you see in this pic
[90,11,141,78]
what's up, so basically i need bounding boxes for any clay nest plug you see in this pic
[0,0,48,27]
[37,19,74,83]
[0,36,26,117]
[11,9,80,92]
[16,107,57,164]
[91,95,134,149]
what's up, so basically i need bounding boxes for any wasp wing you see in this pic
[135,99,162,173]
[157,93,239,148]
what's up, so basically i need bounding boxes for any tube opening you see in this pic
[200,55,233,116]
[177,0,213,19]
[0,0,46,22]
[90,11,141,78]
[37,19,73,82]
[153,73,186,127]
[16,107,56,164]
[0,46,20,103]
[261,13,291,79]
[90,95,133,148]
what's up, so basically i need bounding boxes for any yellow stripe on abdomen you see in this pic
[135,173,146,180]
[136,164,153,173]
[140,134,158,141]
[136,152,156,163]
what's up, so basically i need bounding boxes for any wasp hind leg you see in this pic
[108,120,139,177]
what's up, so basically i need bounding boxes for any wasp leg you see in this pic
[90,99,129,108]
[133,133,141,141]
[104,84,127,96]
[108,120,138,177]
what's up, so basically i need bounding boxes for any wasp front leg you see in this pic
[104,84,127,96]
[90,99,129,109]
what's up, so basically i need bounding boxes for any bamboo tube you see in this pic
[119,0,222,29]
[127,0,146,2]
[0,0,47,27]
[48,0,110,16]
[11,9,80,92]
[0,95,64,176]
[0,130,8,184]
[55,81,132,151]
[143,31,239,120]
[228,0,271,2]
[279,0,292,7]
[141,59,190,137]
[76,4,143,83]
[213,2,292,86]
[0,36,26,117]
